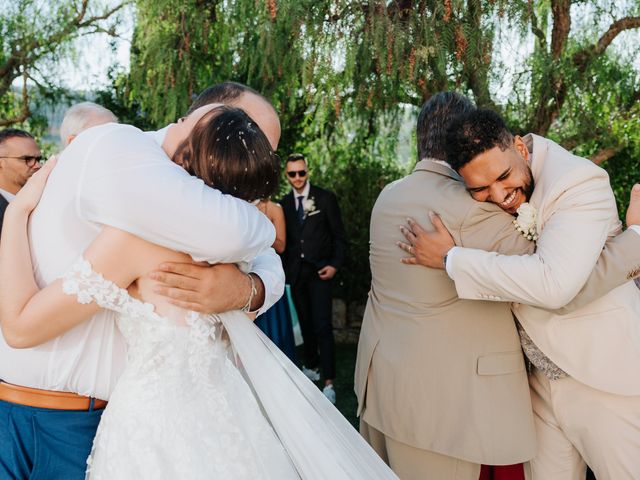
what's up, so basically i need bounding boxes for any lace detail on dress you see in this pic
[62,257,163,321]
[60,257,297,480]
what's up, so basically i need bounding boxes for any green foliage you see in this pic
[283,112,409,302]
[4,0,634,308]
[116,0,640,307]
[602,150,640,222]
[0,0,125,127]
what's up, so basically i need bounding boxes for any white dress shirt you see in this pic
[293,181,311,206]
[0,122,284,399]
[0,187,15,202]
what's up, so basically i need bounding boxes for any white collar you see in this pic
[145,125,171,146]
[293,181,311,202]
[0,187,15,202]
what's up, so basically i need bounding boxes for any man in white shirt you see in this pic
[0,84,285,479]
[145,82,284,314]
[0,128,42,233]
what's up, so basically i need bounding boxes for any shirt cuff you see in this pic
[629,225,640,236]
[444,246,460,280]
[250,267,285,316]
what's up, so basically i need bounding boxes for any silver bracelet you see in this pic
[241,273,258,313]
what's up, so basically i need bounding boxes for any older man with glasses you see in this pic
[0,128,42,234]
[280,153,347,404]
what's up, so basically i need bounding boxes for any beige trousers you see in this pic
[530,368,640,480]
[360,419,481,480]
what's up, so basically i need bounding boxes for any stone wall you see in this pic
[332,299,365,344]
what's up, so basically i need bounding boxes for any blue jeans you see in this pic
[0,399,103,479]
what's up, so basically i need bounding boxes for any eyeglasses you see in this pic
[0,155,43,168]
[287,170,307,178]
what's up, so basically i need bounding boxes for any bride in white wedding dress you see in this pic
[0,106,397,479]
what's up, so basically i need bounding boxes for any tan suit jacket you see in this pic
[449,134,640,395]
[355,160,537,465]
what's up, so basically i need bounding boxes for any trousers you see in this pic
[291,262,336,379]
[0,398,103,480]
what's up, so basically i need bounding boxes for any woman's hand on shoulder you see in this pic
[10,155,58,215]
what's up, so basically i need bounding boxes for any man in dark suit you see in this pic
[0,195,8,234]
[280,153,346,403]
[0,129,42,236]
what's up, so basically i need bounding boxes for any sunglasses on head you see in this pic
[287,170,307,178]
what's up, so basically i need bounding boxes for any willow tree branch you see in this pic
[550,0,571,59]
[528,0,547,50]
[589,146,623,165]
[0,71,30,127]
[573,16,640,71]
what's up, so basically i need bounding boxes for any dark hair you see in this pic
[176,106,279,202]
[187,82,265,115]
[0,128,34,148]
[417,92,475,161]
[286,153,306,164]
[445,108,514,171]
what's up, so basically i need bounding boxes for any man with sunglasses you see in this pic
[280,153,347,404]
[0,128,42,234]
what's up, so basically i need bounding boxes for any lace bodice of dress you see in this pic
[60,257,394,480]
[62,257,227,383]
[63,257,299,480]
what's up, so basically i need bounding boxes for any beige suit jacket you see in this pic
[355,160,537,465]
[449,134,640,395]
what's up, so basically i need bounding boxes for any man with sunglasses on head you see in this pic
[280,153,347,404]
[0,129,42,234]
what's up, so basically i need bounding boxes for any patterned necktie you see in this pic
[296,195,305,224]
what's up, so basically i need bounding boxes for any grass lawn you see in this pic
[300,343,359,429]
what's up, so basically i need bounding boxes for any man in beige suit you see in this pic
[399,108,640,479]
[355,92,540,480]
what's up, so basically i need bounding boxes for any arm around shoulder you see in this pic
[552,227,640,314]
[1,226,158,348]
[76,126,275,264]
[452,173,615,308]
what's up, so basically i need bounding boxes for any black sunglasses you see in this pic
[287,170,307,178]
[0,155,44,168]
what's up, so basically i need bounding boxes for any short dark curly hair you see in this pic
[445,109,514,171]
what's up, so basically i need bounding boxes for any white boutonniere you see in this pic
[513,202,538,241]
[303,198,318,217]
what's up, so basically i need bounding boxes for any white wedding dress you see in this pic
[62,257,398,480]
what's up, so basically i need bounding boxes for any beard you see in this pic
[522,165,535,202]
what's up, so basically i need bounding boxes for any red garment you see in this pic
[479,464,525,480]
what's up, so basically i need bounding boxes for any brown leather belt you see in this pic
[0,381,107,411]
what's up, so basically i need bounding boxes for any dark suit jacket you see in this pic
[0,194,9,239]
[279,184,347,283]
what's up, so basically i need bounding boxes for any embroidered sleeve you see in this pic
[61,257,131,314]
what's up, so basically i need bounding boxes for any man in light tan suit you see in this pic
[399,108,640,479]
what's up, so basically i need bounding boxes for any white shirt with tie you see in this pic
[294,181,311,208]
[0,122,284,400]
